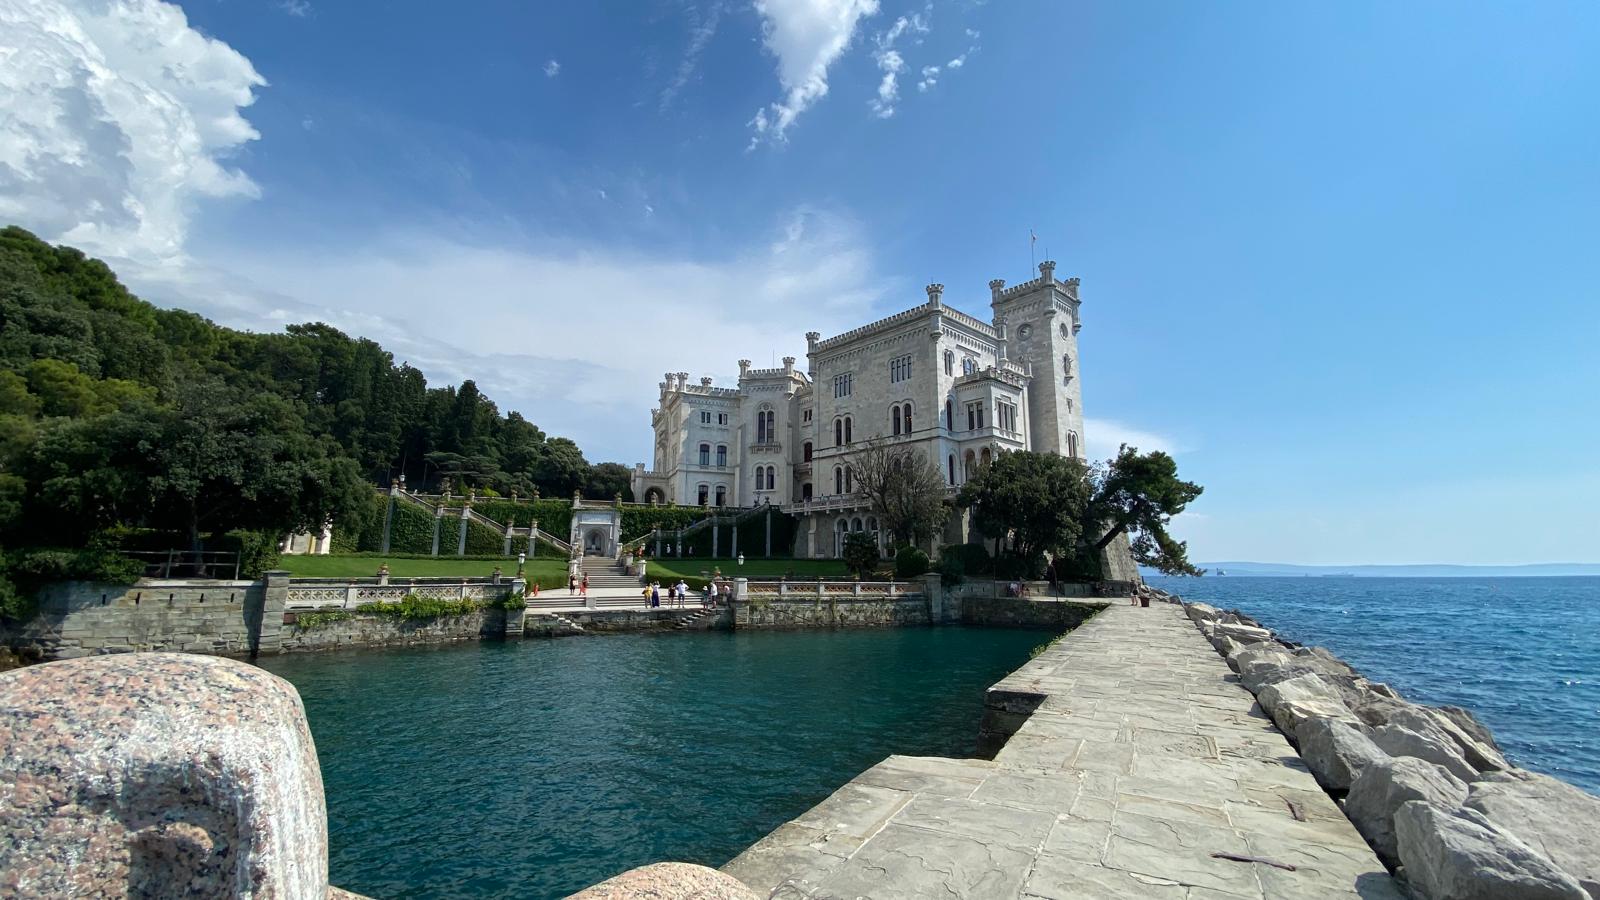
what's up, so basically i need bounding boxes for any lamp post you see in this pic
[738,553,745,567]
[517,552,526,577]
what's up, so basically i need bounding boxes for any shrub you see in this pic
[0,546,145,621]
[893,546,930,579]
[294,610,352,630]
[937,556,966,587]
[356,593,480,620]
[939,543,992,577]
[841,532,880,579]
[495,590,527,611]
[217,530,281,578]
[994,550,1048,581]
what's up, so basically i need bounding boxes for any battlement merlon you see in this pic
[989,260,1083,320]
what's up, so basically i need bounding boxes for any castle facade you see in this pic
[631,261,1087,558]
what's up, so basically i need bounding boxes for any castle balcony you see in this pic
[780,493,868,516]
[748,440,784,454]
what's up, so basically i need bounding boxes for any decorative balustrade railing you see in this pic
[742,580,922,600]
[283,578,511,611]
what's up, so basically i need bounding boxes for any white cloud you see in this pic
[1083,418,1185,462]
[866,8,926,119]
[279,0,311,17]
[135,207,890,463]
[916,64,939,92]
[544,59,561,77]
[0,0,266,265]
[748,0,880,146]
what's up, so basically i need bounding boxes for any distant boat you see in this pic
[1215,569,1227,576]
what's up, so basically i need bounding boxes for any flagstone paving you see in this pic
[723,601,1402,899]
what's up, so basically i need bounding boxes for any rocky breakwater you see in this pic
[1171,591,1600,900]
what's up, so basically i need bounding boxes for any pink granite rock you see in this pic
[567,862,761,899]
[0,652,329,898]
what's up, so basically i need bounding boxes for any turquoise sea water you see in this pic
[258,627,1046,900]
[1148,575,1600,794]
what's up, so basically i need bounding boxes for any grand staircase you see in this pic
[578,555,637,591]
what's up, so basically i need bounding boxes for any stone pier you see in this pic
[724,601,1402,899]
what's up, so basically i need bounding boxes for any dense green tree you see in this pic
[0,225,636,557]
[957,451,1092,561]
[1086,445,1205,576]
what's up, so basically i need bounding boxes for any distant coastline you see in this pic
[1150,561,1600,578]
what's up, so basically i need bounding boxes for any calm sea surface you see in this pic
[1147,575,1600,795]
[258,627,1045,900]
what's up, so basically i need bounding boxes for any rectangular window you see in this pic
[833,373,852,398]
[716,445,727,467]
[717,413,728,425]
[966,401,985,431]
[700,411,711,424]
[802,408,812,423]
[889,355,912,383]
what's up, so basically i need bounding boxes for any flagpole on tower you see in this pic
[1030,228,1037,269]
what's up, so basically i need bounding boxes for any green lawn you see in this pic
[277,555,571,587]
[643,557,851,583]
[278,554,854,589]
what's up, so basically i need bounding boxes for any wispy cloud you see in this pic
[748,0,880,147]
[544,59,561,77]
[279,0,311,17]
[1083,418,1187,462]
[917,28,979,93]
[867,7,928,118]
[660,1,725,110]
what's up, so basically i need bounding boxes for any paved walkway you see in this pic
[723,601,1402,899]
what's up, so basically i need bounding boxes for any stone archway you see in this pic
[643,487,666,505]
[584,528,608,555]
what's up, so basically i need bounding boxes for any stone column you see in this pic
[457,507,470,556]
[247,570,290,659]
[730,520,738,560]
[431,506,444,556]
[529,520,539,557]
[733,577,748,602]
[504,578,527,640]
[503,520,514,557]
[712,522,719,559]
[922,572,947,624]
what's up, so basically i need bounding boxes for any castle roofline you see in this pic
[810,299,995,354]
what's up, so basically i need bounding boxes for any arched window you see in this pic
[948,454,956,485]
[962,357,977,375]
[716,445,727,467]
[835,518,849,556]
[851,517,863,532]
[891,404,901,436]
[756,408,776,444]
[697,484,709,506]
[802,441,813,462]
[964,450,976,479]
[946,399,953,430]
[834,418,843,447]
[845,468,853,492]
[901,404,912,434]
[844,416,853,444]
[802,482,813,500]
[944,350,954,376]
[834,466,844,494]
[765,466,776,490]
[1062,354,1074,385]
[698,443,710,466]
[715,485,727,506]
[980,447,993,467]
[1067,431,1079,458]
[756,410,767,444]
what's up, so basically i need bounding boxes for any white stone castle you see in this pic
[631,261,1087,558]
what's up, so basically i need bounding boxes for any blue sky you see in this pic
[3,0,1597,564]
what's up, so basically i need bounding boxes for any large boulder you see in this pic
[1371,723,1478,783]
[1345,756,1470,868]
[1256,672,1356,735]
[0,653,331,898]
[1215,622,1274,644]
[1390,707,1509,774]
[569,863,761,899]
[1394,802,1587,900]
[1292,645,1358,677]
[1228,642,1290,675]
[1295,716,1388,793]
[1436,705,1501,752]
[1184,602,1222,624]
[1465,769,1600,898]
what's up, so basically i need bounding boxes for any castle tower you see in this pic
[990,261,1086,459]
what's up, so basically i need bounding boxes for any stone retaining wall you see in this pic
[1168,588,1600,899]
[961,596,1106,631]
[736,597,929,629]
[2,575,283,659]
[279,609,508,652]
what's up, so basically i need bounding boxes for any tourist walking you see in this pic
[568,573,577,596]
[702,583,713,608]
[580,574,588,597]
